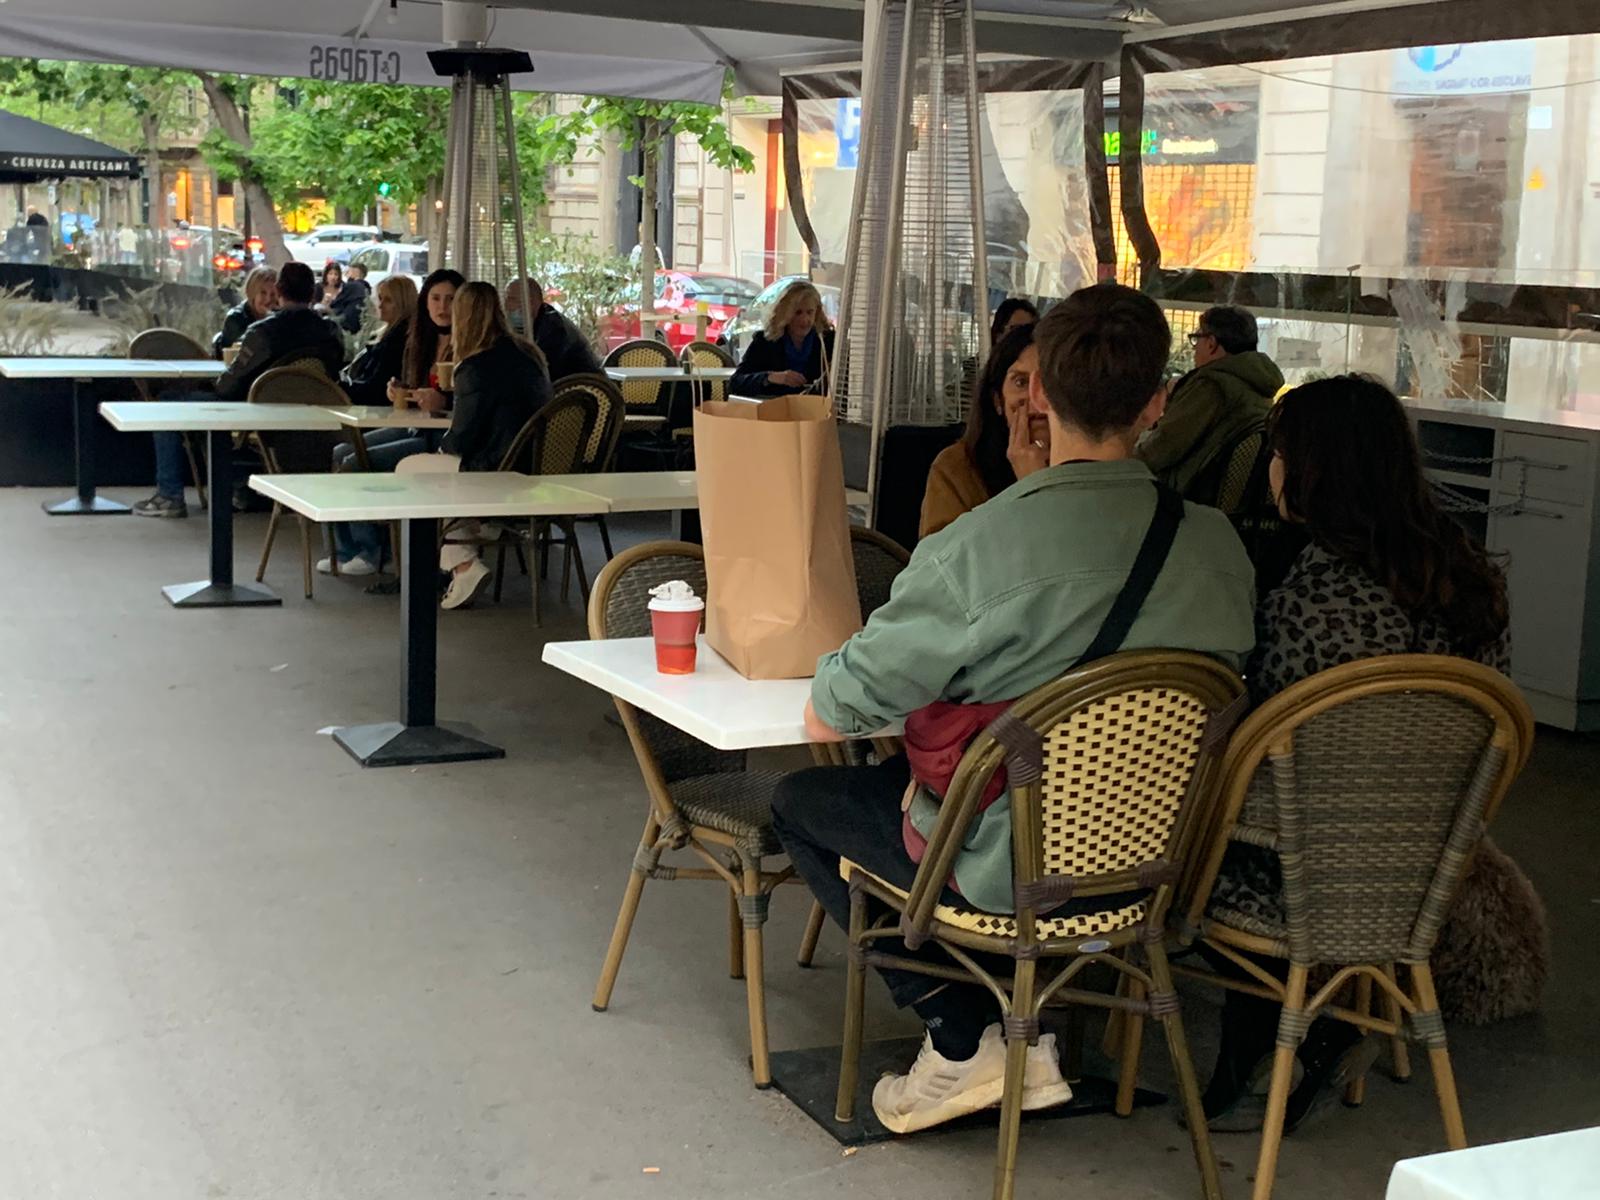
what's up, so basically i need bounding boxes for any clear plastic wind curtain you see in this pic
[784,50,1105,430]
[1118,2,1600,412]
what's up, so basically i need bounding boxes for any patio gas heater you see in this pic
[836,0,989,527]
[428,5,536,316]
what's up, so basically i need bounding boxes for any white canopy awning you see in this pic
[0,0,1461,104]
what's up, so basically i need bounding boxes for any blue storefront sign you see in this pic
[836,98,862,169]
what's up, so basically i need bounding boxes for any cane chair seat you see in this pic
[839,858,1148,939]
[670,770,788,856]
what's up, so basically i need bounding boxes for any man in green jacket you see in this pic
[1137,305,1283,507]
[771,284,1256,1135]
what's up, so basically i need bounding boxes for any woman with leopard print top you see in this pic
[1201,375,1542,1133]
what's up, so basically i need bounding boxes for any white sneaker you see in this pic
[316,555,380,577]
[871,1024,1072,1134]
[1022,1033,1074,1112]
[440,559,491,610]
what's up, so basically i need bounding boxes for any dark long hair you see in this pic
[989,297,1039,344]
[1270,374,1508,652]
[402,268,465,388]
[961,323,1036,499]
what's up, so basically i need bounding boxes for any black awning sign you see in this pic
[0,152,140,177]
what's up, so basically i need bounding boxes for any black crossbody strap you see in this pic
[1077,482,1186,665]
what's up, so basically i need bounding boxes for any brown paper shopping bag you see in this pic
[693,392,862,679]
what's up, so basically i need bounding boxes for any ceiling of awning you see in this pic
[0,0,1460,104]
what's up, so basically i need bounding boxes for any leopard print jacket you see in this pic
[1211,541,1510,926]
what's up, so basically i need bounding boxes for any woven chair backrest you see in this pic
[1190,657,1533,966]
[908,652,1245,943]
[248,363,345,406]
[681,341,734,368]
[552,372,625,471]
[130,328,209,360]
[850,527,910,620]
[1215,428,1265,515]
[603,339,676,412]
[507,390,599,475]
[589,541,746,783]
[681,341,734,404]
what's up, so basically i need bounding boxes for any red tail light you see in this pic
[245,237,263,252]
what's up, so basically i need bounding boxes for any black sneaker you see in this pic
[132,494,188,519]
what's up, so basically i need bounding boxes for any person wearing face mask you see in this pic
[728,280,834,398]
[920,324,1045,538]
[213,267,279,357]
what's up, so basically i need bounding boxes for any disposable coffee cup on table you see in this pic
[435,361,455,391]
[221,345,241,366]
[648,580,706,675]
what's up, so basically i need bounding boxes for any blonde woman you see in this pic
[427,281,552,608]
[729,279,835,398]
[340,274,418,409]
[213,266,278,356]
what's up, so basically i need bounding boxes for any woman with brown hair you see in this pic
[728,279,835,398]
[919,323,1043,538]
[427,281,553,609]
[1202,374,1543,1131]
[390,267,465,413]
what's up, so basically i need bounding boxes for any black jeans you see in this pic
[772,755,1003,1046]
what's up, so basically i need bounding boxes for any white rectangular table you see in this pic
[1386,1128,1600,1200]
[326,406,455,469]
[536,471,698,514]
[1,356,225,516]
[100,401,342,608]
[542,635,901,751]
[605,366,735,382]
[248,471,630,768]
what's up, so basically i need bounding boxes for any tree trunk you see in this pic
[195,73,291,268]
[638,116,660,340]
[140,112,161,229]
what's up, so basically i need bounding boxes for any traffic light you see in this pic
[377,182,392,198]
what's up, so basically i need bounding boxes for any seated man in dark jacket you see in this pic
[134,261,346,518]
[505,278,602,382]
[1136,305,1283,508]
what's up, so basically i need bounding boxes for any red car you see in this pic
[594,270,763,354]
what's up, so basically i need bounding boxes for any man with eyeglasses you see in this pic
[1136,304,1283,509]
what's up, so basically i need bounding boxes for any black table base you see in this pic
[333,516,503,768]
[164,429,280,608]
[333,721,504,768]
[162,580,280,608]
[767,1037,1164,1147]
[44,381,129,515]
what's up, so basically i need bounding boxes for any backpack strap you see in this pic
[1077,482,1186,665]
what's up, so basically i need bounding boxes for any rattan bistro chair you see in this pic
[1166,656,1534,1200]
[603,338,677,428]
[550,372,627,563]
[589,541,816,1088]
[1214,427,1266,516]
[129,328,212,510]
[453,389,598,623]
[835,652,1247,1200]
[247,363,344,599]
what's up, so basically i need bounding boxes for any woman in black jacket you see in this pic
[340,275,417,408]
[213,266,278,357]
[729,280,834,398]
[434,280,553,609]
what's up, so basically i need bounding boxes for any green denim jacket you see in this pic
[811,459,1257,913]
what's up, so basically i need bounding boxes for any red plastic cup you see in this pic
[649,597,705,675]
